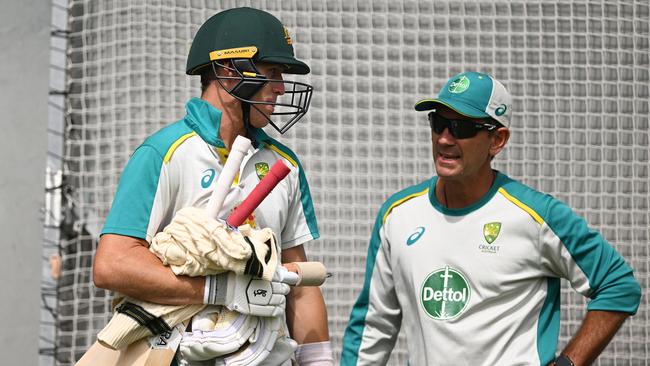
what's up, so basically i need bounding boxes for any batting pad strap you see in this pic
[116,301,171,335]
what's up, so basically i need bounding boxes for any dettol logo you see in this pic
[420,266,471,320]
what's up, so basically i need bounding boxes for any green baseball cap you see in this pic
[414,71,512,127]
[186,7,309,75]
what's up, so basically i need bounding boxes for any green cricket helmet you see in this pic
[187,7,313,134]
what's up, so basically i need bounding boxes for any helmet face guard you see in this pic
[211,59,313,134]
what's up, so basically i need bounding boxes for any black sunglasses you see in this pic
[428,112,499,139]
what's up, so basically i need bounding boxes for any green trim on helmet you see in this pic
[187,7,309,75]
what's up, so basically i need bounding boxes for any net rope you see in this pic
[57,1,649,364]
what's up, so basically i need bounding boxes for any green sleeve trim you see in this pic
[536,278,561,365]
[101,145,163,239]
[341,179,431,365]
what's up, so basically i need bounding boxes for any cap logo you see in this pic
[495,104,507,116]
[209,46,258,61]
[448,76,470,94]
[283,26,293,45]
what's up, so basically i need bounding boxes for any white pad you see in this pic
[179,307,258,361]
[256,336,298,366]
[216,315,285,366]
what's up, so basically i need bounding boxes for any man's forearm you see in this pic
[286,285,330,343]
[557,310,629,366]
[94,234,205,305]
[281,244,330,343]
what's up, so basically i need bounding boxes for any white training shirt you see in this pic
[101,97,319,251]
[342,172,640,366]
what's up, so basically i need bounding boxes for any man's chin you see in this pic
[249,117,271,129]
[434,162,462,179]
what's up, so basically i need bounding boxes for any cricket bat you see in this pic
[77,149,326,365]
[76,137,252,366]
[75,321,186,366]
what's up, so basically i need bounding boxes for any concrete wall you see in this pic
[0,0,51,364]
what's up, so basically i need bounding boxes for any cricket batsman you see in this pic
[93,7,333,365]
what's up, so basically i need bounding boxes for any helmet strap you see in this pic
[241,102,257,147]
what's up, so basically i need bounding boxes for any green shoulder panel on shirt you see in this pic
[253,129,320,240]
[341,179,431,366]
[500,176,641,315]
[101,120,194,239]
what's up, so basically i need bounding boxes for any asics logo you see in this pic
[407,227,426,246]
[201,169,216,188]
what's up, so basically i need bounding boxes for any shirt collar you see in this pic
[183,97,271,148]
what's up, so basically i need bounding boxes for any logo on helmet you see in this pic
[283,26,293,45]
[448,76,470,94]
[209,46,258,61]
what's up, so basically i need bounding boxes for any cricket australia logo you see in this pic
[483,222,501,244]
[255,162,270,180]
[479,222,502,253]
[420,266,471,320]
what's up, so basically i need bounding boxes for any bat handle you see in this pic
[283,262,328,286]
[205,136,251,219]
[226,160,291,227]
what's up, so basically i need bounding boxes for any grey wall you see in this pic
[0,0,51,363]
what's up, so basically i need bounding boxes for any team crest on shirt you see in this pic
[483,222,501,244]
[255,162,270,180]
[420,266,471,320]
[479,222,502,253]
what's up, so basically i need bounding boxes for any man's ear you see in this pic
[217,60,235,77]
[489,128,510,158]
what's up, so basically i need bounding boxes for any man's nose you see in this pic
[435,126,456,143]
[271,78,285,95]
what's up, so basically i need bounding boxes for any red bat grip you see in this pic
[226,160,291,228]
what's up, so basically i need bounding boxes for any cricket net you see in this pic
[54,0,649,364]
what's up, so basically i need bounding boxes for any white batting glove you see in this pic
[204,267,297,317]
[273,265,300,286]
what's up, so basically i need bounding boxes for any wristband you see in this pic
[294,341,334,366]
[555,354,575,366]
[203,274,218,304]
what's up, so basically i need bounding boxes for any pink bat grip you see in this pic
[226,160,291,228]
